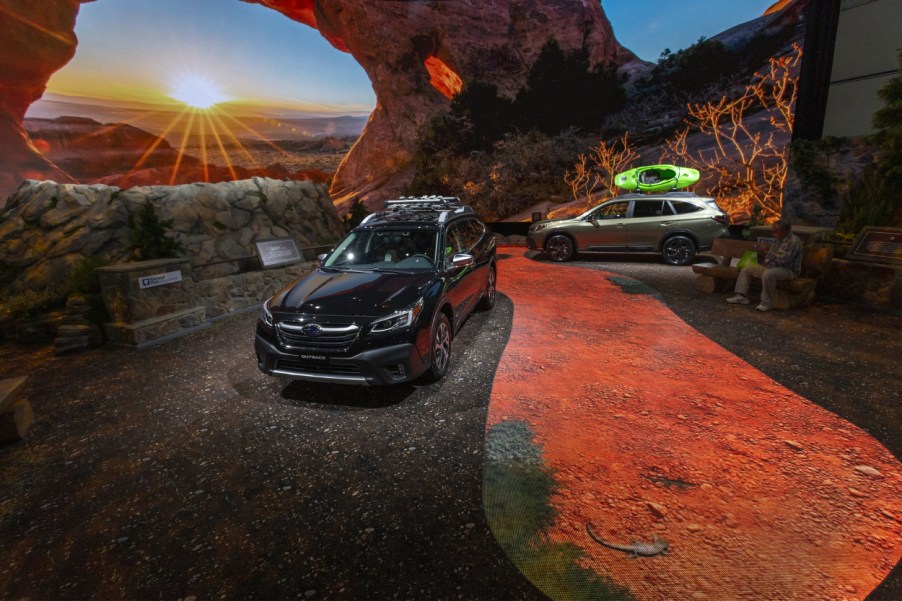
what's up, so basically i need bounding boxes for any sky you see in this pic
[41,0,778,116]
[602,0,779,61]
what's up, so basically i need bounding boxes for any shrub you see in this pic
[1,287,67,319]
[790,138,844,207]
[129,200,184,260]
[417,130,585,220]
[838,171,893,236]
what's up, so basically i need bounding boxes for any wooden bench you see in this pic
[0,376,33,442]
[692,238,833,309]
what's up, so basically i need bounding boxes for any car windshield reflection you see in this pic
[323,229,438,273]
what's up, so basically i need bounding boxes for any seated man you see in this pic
[727,219,803,312]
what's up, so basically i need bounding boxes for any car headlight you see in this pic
[370,298,424,334]
[260,301,274,328]
[529,223,547,232]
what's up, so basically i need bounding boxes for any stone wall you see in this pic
[0,177,345,294]
[821,258,902,314]
[96,257,316,347]
[196,261,316,319]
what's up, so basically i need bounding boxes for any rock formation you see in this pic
[0,0,634,210]
[0,177,345,293]
[251,0,634,212]
[0,0,80,199]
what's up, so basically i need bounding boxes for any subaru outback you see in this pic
[255,197,497,385]
[526,192,729,265]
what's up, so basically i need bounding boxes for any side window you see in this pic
[462,219,485,250]
[632,200,664,218]
[671,201,703,215]
[593,201,629,219]
[444,223,464,261]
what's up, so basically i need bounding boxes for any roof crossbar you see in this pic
[384,196,462,211]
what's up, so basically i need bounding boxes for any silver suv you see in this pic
[526,192,729,265]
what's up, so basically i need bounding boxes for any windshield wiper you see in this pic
[322,265,369,273]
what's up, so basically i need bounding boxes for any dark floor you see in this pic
[0,249,899,600]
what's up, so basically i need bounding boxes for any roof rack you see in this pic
[384,196,462,211]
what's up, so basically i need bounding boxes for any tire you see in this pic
[424,312,452,382]
[477,265,496,311]
[661,235,697,266]
[546,234,575,262]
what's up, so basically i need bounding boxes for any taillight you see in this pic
[712,214,730,225]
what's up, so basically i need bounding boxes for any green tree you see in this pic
[838,48,902,233]
[873,49,902,181]
[514,38,626,135]
[129,201,184,260]
[450,81,515,151]
[341,197,372,229]
[650,37,740,96]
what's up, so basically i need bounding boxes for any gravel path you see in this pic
[0,298,544,600]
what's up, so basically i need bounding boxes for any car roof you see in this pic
[609,191,714,202]
[358,196,477,229]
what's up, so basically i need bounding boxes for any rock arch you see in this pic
[0,0,632,210]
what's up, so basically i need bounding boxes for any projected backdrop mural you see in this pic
[2,0,807,222]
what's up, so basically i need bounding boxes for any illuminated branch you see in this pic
[564,133,639,207]
[660,43,802,223]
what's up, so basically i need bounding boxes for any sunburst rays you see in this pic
[115,100,303,188]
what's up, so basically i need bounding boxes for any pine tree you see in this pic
[873,50,902,180]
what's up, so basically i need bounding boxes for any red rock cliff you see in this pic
[0,0,81,199]
[0,0,631,210]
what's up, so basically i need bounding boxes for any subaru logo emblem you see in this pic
[300,323,323,336]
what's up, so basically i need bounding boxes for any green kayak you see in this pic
[615,165,700,192]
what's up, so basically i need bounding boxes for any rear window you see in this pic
[670,201,704,215]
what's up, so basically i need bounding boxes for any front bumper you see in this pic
[525,231,546,250]
[255,334,429,386]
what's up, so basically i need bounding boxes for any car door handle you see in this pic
[660,221,672,226]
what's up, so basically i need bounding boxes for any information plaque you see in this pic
[848,227,902,267]
[138,270,183,289]
[255,238,303,267]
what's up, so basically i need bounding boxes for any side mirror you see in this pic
[317,253,327,264]
[451,253,475,269]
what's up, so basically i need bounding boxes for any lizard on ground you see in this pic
[585,523,669,557]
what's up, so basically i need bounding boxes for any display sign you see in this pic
[138,270,183,289]
[255,238,303,267]
[849,227,902,267]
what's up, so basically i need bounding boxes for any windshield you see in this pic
[322,228,439,272]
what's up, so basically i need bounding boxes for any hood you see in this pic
[270,268,434,317]
[531,216,577,229]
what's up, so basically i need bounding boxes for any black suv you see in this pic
[255,197,497,385]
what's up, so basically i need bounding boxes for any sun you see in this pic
[169,75,229,109]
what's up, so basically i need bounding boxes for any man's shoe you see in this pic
[727,294,749,305]
[756,303,773,312]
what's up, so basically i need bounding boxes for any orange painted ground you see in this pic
[487,252,902,600]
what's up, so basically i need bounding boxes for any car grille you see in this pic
[276,321,360,351]
[274,358,362,376]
